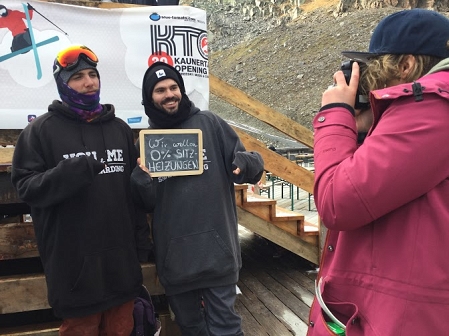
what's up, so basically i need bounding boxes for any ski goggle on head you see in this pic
[53,45,98,77]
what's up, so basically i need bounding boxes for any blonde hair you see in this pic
[361,55,442,92]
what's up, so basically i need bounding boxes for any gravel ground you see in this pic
[190,3,403,146]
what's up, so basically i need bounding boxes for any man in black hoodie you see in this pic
[11,45,151,335]
[131,62,264,335]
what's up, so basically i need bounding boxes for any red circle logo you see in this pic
[197,32,208,59]
[201,38,208,55]
[148,52,174,67]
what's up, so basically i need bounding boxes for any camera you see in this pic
[340,60,370,110]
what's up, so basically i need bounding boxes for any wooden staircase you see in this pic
[234,184,319,265]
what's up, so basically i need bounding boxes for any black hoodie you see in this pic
[11,101,150,318]
[131,101,264,296]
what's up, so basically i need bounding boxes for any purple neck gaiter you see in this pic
[56,77,103,121]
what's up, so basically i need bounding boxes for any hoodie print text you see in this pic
[62,148,127,174]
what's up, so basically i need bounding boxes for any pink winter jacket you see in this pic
[308,62,449,336]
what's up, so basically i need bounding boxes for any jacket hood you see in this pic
[427,57,449,75]
[48,100,115,123]
[368,64,449,132]
[147,100,200,129]
[370,57,449,106]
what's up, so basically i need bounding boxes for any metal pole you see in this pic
[29,4,68,35]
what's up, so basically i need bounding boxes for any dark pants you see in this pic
[167,284,244,336]
[11,30,31,53]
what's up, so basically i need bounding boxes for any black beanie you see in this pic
[142,62,186,104]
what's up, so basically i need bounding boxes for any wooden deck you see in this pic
[235,179,318,336]
[237,225,317,336]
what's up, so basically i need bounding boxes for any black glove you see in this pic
[27,3,34,10]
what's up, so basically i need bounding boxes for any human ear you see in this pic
[399,55,416,79]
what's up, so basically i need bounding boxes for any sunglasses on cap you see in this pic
[53,45,98,76]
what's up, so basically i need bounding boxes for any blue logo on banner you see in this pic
[150,13,161,21]
[128,117,142,124]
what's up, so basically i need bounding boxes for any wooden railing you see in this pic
[209,74,323,258]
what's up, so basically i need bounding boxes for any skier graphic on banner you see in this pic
[0,3,34,53]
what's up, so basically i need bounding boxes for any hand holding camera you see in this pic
[322,60,370,111]
[322,61,360,108]
[341,60,373,134]
[340,60,369,110]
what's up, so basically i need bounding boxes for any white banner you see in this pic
[0,1,208,129]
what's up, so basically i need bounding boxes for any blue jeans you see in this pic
[167,284,244,336]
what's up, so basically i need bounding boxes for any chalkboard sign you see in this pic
[139,129,203,177]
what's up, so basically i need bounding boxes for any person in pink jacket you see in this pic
[308,9,449,336]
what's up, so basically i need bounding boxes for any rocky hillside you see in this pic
[183,0,446,146]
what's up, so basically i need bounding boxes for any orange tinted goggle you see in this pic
[56,45,98,71]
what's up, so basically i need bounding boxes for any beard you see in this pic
[144,93,192,129]
[155,96,181,114]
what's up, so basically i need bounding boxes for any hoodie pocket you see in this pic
[164,229,237,285]
[68,247,141,306]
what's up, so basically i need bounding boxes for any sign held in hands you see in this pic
[139,129,203,177]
